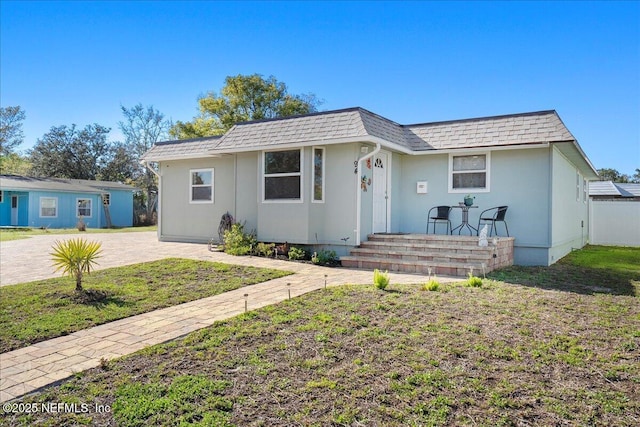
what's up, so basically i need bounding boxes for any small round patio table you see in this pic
[451,204,478,235]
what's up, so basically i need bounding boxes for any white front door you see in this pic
[11,195,18,226]
[372,151,389,233]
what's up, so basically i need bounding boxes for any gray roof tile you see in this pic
[142,108,578,160]
[0,175,136,193]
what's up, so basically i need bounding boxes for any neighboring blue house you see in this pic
[0,175,136,229]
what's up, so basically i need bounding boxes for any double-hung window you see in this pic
[449,153,490,193]
[40,197,58,218]
[263,149,302,201]
[77,198,92,217]
[190,169,214,203]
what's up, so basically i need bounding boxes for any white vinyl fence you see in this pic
[589,200,640,246]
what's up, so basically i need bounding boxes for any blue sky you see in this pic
[1,1,638,176]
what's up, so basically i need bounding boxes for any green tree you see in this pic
[632,168,640,183]
[51,238,102,292]
[29,124,112,179]
[169,74,321,139]
[0,106,26,155]
[597,168,630,183]
[0,152,31,175]
[98,142,139,183]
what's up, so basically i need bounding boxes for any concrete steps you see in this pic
[341,233,514,277]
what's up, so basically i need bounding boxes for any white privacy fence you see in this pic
[589,200,640,246]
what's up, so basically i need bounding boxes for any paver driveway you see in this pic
[0,231,457,402]
[0,232,209,286]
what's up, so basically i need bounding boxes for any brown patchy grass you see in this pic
[3,278,638,426]
[0,258,291,353]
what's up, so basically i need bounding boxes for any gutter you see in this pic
[355,143,381,246]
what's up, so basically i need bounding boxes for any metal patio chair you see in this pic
[477,206,509,237]
[427,205,452,234]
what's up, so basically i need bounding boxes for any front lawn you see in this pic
[0,226,157,242]
[0,258,291,353]
[2,279,638,426]
[487,245,640,296]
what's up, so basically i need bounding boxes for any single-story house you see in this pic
[588,181,640,246]
[0,175,136,229]
[141,107,599,266]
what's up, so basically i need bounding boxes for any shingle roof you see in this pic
[213,108,372,150]
[405,110,575,151]
[589,181,640,197]
[142,107,578,160]
[0,175,136,193]
[141,136,221,161]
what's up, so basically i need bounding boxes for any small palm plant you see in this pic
[51,238,102,292]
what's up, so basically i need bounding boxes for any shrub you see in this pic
[223,223,256,256]
[311,249,337,265]
[466,274,483,288]
[50,238,102,291]
[423,279,440,291]
[76,216,86,231]
[288,246,306,260]
[373,269,390,290]
[256,242,275,257]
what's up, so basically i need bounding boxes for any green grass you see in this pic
[0,258,291,352]
[1,245,639,426]
[3,281,638,426]
[0,226,157,242]
[488,245,640,296]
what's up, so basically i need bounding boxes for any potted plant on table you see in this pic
[464,194,475,206]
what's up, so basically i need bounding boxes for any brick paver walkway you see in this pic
[0,232,458,402]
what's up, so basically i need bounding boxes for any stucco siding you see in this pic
[550,147,589,263]
[396,148,552,265]
[235,152,258,234]
[310,144,360,245]
[159,157,235,242]
[258,144,361,245]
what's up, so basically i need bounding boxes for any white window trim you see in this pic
[39,197,58,218]
[262,148,304,203]
[101,193,111,206]
[312,146,325,203]
[189,168,215,204]
[448,152,491,193]
[76,198,93,218]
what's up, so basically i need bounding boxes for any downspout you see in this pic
[355,143,381,246]
[141,160,161,239]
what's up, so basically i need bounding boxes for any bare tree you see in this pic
[119,104,171,223]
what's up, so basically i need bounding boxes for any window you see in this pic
[40,197,58,217]
[77,198,92,217]
[313,147,325,202]
[190,169,214,203]
[449,153,490,192]
[0,191,3,203]
[101,193,111,206]
[576,172,581,201]
[263,149,302,201]
[583,178,588,203]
